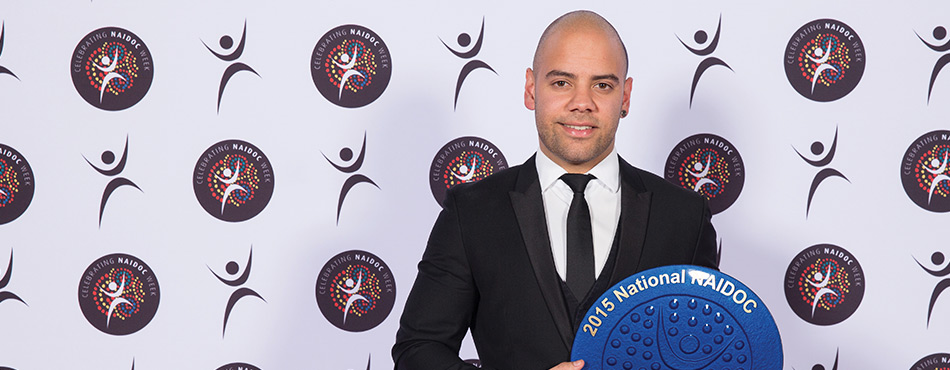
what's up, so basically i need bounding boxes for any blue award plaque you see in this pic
[571,265,782,370]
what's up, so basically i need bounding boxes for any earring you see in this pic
[620,110,627,118]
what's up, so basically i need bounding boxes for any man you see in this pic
[393,10,718,370]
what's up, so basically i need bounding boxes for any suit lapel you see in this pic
[609,157,652,285]
[508,156,574,351]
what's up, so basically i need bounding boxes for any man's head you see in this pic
[525,10,632,173]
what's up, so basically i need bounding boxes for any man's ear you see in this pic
[621,76,633,114]
[524,68,536,110]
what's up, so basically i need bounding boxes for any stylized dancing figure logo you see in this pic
[316,250,396,332]
[665,133,744,215]
[784,19,865,102]
[0,250,26,307]
[677,14,732,107]
[311,25,392,108]
[202,20,260,113]
[194,139,275,222]
[915,250,950,327]
[0,143,35,225]
[441,17,497,110]
[209,246,265,337]
[901,130,950,212]
[917,25,950,104]
[428,136,508,206]
[70,27,153,111]
[78,253,160,335]
[784,244,864,326]
[84,136,142,227]
[0,22,19,81]
[795,349,839,370]
[795,126,849,218]
[324,132,378,225]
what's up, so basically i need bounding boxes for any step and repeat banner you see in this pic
[1,1,949,369]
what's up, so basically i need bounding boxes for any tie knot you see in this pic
[560,174,595,194]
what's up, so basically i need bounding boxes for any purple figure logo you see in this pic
[677,14,732,108]
[917,25,950,104]
[323,132,379,225]
[0,22,18,81]
[83,136,142,227]
[794,126,849,218]
[0,249,26,306]
[915,250,950,327]
[441,17,497,110]
[209,245,265,337]
[202,20,260,113]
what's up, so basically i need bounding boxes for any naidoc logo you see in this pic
[784,19,865,102]
[429,136,508,206]
[311,25,392,108]
[784,244,865,326]
[78,253,160,335]
[664,133,744,215]
[316,250,395,332]
[910,353,950,370]
[0,144,34,225]
[216,363,261,370]
[70,27,154,111]
[901,130,950,212]
[193,139,275,222]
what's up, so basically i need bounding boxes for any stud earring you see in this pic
[620,110,627,118]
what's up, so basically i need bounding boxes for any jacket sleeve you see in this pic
[392,189,494,370]
[690,198,720,270]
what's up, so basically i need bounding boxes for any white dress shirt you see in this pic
[536,148,622,282]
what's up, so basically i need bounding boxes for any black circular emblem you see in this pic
[70,27,154,111]
[193,139,275,222]
[78,253,160,335]
[665,133,744,214]
[429,136,508,206]
[316,250,396,332]
[909,353,950,370]
[901,130,950,212]
[311,25,392,108]
[784,244,865,326]
[216,363,261,370]
[0,143,34,225]
[784,19,866,102]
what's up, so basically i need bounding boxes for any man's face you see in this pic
[525,26,632,173]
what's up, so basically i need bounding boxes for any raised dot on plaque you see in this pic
[632,333,641,342]
[644,320,654,329]
[737,355,747,363]
[702,345,712,354]
[627,347,637,356]
[668,327,678,336]
[643,337,654,347]
[688,317,698,326]
[703,324,712,333]
[679,335,700,354]
[703,305,712,315]
[669,299,679,309]
[623,362,633,370]
[612,339,622,348]
[714,335,723,344]
[607,357,617,366]
[645,306,655,315]
[715,313,724,323]
[670,313,679,323]
[688,299,698,309]
[651,363,661,370]
[620,325,630,334]
[631,313,641,323]
[724,325,734,335]
[723,353,733,362]
[735,341,745,350]
[643,351,653,360]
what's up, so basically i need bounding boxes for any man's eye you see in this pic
[596,82,612,90]
[553,81,568,87]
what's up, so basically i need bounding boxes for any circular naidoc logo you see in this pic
[193,139,275,222]
[0,144,34,225]
[901,130,950,212]
[429,136,508,206]
[910,353,950,370]
[665,133,744,214]
[311,24,392,108]
[316,250,396,332]
[571,265,783,370]
[70,27,154,111]
[216,363,261,370]
[78,253,160,335]
[784,244,865,326]
[784,19,866,102]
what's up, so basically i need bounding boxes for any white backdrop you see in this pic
[1,1,949,369]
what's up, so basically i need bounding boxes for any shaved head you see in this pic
[532,10,629,75]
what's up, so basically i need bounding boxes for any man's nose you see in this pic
[568,86,596,112]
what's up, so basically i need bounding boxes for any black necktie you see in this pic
[560,173,595,300]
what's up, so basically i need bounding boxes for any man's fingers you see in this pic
[549,359,585,369]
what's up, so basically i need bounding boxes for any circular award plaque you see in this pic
[571,265,782,370]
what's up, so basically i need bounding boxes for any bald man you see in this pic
[393,10,718,370]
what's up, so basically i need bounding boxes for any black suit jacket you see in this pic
[393,155,718,370]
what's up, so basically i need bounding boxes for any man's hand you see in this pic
[548,360,585,369]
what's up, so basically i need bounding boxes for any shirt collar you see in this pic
[536,147,620,193]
